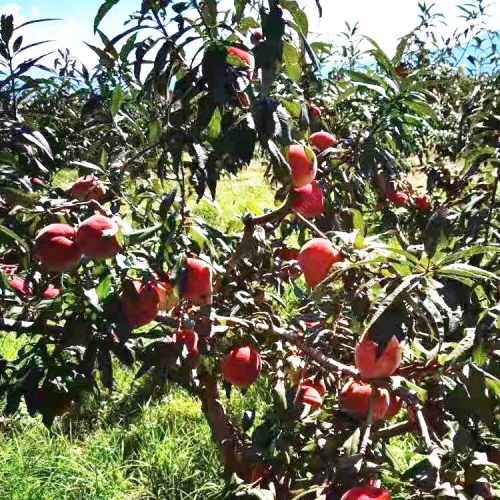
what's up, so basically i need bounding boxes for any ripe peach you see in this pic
[34,223,83,271]
[310,103,321,119]
[292,182,325,219]
[340,485,391,500]
[222,346,261,387]
[340,380,390,421]
[68,174,107,202]
[388,190,409,206]
[179,329,199,356]
[298,238,341,288]
[227,46,255,80]
[287,144,317,187]
[310,131,336,152]
[227,46,255,69]
[43,284,61,299]
[414,193,431,211]
[355,333,402,379]
[298,383,323,407]
[384,394,402,420]
[75,214,122,260]
[31,177,44,186]
[8,275,32,297]
[120,280,160,329]
[182,257,213,305]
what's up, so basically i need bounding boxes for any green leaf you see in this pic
[364,275,420,334]
[424,208,451,260]
[421,297,444,341]
[94,0,122,34]
[12,35,22,53]
[283,42,301,81]
[272,378,287,412]
[111,84,123,118]
[1,14,14,45]
[233,0,250,24]
[393,33,412,64]
[439,263,500,283]
[14,18,61,31]
[437,245,500,266]
[0,225,30,254]
[207,107,222,141]
[84,288,103,312]
[445,328,475,363]
[149,120,161,145]
[364,35,393,75]
[96,275,112,302]
[127,223,162,246]
[280,1,308,36]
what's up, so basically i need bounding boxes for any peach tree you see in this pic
[1,1,500,499]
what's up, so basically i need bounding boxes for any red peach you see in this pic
[68,174,107,202]
[75,214,122,260]
[340,380,390,421]
[32,177,44,186]
[298,238,341,288]
[227,46,255,80]
[292,181,325,219]
[9,275,32,296]
[355,333,402,379]
[298,383,323,407]
[34,223,83,271]
[340,485,391,500]
[227,46,255,69]
[222,346,261,387]
[310,131,336,151]
[182,257,213,306]
[43,284,61,299]
[179,329,199,356]
[287,144,317,187]
[120,279,160,329]
[388,190,409,206]
[310,103,321,119]
[414,193,431,211]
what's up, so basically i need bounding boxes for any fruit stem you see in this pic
[294,211,328,239]
[371,420,413,441]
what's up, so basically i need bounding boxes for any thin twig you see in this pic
[295,211,328,239]
[255,320,358,377]
[358,386,377,455]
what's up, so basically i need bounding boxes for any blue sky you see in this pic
[2,0,499,70]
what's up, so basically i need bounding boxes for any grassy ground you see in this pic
[0,163,425,500]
